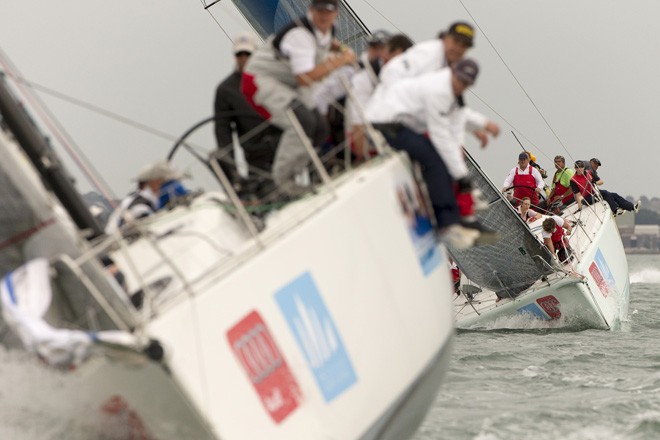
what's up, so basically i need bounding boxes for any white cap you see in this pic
[135,160,185,183]
[232,32,257,54]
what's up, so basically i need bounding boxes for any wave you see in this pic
[630,268,660,284]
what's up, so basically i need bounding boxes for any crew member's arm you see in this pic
[502,168,515,192]
[543,236,555,255]
[214,86,234,149]
[426,92,469,180]
[574,190,585,209]
[532,167,545,194]
[296,51,356,85]
[281,30,356,86]
[464,107,499,148]
[591,170,604,186]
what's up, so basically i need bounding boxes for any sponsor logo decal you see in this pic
[589,262,608,297]
[275,272,357,402]
[590,249,615,297]
[395,184,441,276]
[227,311,300,423]
[536,295,561,320]
[517,303,549,320]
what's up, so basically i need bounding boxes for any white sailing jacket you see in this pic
[373,38,488,134]
[366,68,470,179]
[379,39,447,86]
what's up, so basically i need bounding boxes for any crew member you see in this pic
[543,155,575,210]
[367,59,493,248]
[502,152,545,207]
[242,0,356,196]
[570,160,595,209]
[214,32,280,194]
[588,158,641,215]
[542,216,573,263]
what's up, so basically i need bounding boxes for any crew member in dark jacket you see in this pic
[214,32,280,191]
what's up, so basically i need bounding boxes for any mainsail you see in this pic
[447,150,555,299]
[231,0,370,54]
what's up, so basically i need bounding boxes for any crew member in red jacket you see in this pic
[542,216,573,263]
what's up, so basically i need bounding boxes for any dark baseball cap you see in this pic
[574,160,585,168]
[312,0,338,11]
[590,157,601,166]
[447,21,475,47]
[518,152,529,160]
[368,30,390,46]
[453,58,479,85]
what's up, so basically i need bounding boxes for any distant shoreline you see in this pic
[625,248,660,255]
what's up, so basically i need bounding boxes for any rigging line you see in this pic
[340,0,372,34]
[466,89,552,163]
[13,76,180,143]
[356,0,404,34]
[203,0,223,9]
[0,49,117,205]
[10,74,216,170]
[202,2,234,43]
[455,0,573,161]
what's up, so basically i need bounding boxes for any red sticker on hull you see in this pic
[589,262,609,297]
[227,311,301,423]
[536,295,561,320]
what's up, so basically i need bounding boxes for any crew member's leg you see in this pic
[254,78,327,193]
[382,126,460,228]
[609,191,635,212]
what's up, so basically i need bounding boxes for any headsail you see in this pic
[231,0,370,54]
[447,150,555,299]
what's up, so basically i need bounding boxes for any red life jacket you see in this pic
[551,223,566,249]
[571,170,593,198]
[512,167,539,206]
[552,169,574,204]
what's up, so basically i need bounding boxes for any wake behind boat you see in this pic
[450,152,630,330]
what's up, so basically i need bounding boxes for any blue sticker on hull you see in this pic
[517,303,549,320]
[396,185,442,276]
[594,249,616,286]
[275,272,357,402]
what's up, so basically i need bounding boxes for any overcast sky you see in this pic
[0,1,657,199]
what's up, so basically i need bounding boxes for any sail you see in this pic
[231,0,369,54]
[447,150,555,299]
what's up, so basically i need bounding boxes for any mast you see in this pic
[0,73,104,238]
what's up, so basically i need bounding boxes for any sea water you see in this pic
[414,254,660,440]
[1,255,659,439]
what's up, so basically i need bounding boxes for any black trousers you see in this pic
[377,124,460,228]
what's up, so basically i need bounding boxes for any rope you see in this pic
[456,0,573,164]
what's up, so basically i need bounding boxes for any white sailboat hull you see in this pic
[454,201,629,330]
[62,154,454,439]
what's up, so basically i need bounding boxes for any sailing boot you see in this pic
[436,224,480,250]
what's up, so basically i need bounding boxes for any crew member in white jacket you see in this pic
[376,22,499,146]
[366,59,486,248]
